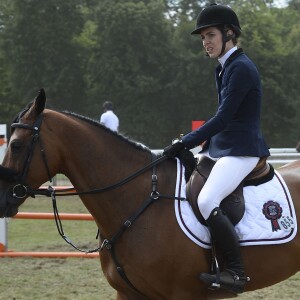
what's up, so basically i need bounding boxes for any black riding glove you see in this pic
[163,141,185,158]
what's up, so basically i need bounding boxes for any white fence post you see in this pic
[0,124,7,251]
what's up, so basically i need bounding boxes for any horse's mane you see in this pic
[62,111,195,180]
[61,110,152,153]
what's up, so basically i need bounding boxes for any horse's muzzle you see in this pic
[0,165,18,182]
[0,183,25,218]
[0,204,19,218]
[0,189,20,218]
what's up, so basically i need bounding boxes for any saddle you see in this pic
[186,156,274,226]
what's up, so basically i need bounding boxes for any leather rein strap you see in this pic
[98,158,161,297]
[9,113,184,297]
[30,155,169,197]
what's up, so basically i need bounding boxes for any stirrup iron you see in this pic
[209,255,220,290]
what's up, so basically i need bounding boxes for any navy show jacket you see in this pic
[181,48,270,158]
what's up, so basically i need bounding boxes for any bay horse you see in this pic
[0,89,300,300]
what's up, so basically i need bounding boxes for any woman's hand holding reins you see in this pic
[163,141,185,158]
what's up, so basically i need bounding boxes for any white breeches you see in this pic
[197,153,259,220]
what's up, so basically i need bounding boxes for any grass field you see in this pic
[1,196,299,300]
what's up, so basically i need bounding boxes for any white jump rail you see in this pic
[153,147,300,165]
[268,148,300,165]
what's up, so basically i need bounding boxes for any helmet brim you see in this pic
[191,23,223,35]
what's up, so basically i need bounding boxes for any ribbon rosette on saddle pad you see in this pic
[262,201,283,232]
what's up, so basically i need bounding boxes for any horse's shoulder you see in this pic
[277,161,300,185]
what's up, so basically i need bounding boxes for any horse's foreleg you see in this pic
[207,289,238,299]
[116,292,147,300]
[116,292,130,300]
[116,292,125,300]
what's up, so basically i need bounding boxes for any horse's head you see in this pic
[0,89,48,217]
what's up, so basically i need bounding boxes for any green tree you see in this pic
[171,16,217,136]
[288,0,300,10]
[87,0,176,147]
[283,2,300,145]
[0,0,299,149]
[234,0,299,146]
[169,0,300,147]
[0,1,16,125]
[0,0,87,113]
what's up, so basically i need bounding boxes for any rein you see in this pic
[29,154,169,197]
[10,112,169,199]
[44,154,174,255]
[49,154,180,297]
[9,112,185,296]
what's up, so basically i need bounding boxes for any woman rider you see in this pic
[163,3,270,295]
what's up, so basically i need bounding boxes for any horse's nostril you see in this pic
[0,165,17,182]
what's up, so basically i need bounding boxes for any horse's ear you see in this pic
[32,88,46,116]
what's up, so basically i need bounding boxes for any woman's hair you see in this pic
[216,24,240,45]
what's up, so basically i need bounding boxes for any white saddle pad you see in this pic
[174,159,297,249]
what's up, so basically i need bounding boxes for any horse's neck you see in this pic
[61,126,150,188]
[57,121,152,235]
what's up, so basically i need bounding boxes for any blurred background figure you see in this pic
[296,141,300,153]
[100,101,119,132]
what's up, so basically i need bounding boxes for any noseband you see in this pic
[10,113,52,199]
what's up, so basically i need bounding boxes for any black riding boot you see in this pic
[199,207,249,294]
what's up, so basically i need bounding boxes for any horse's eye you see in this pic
[10,140,23,153]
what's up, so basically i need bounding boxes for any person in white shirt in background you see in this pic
[100,101,119,132]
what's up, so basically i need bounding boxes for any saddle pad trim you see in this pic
[175,159,211,248]
[174,159,297,249]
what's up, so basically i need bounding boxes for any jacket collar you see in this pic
[218,46,238,68]
[223,48,244,68]
[217,48,244,75]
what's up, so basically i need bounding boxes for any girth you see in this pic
[186,156,274,226]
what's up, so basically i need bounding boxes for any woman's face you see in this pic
[200,27,224,58]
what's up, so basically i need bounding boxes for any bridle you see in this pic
[9,110,173,223]
[10,112,169,199]
[8,110,184,296]
[11,113,52,200]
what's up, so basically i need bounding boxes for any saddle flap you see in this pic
[196,155,216,178]
[186,156,245,226]
[186,171,206,223]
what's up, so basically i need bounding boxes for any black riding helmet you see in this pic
[191,3,241,36]
[191,4,241,57]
